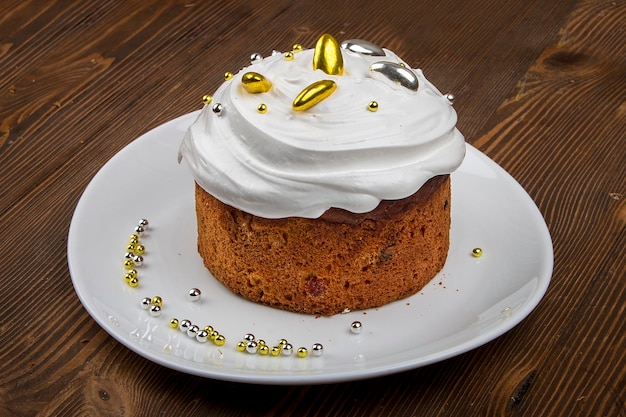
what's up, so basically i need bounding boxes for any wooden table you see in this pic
[1,0,624,415]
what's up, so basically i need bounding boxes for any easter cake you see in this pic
[178,34,465,315]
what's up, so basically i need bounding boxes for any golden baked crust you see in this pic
[195,175,451,315]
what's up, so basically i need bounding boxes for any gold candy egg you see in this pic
[292,79,337,112]
[313,33,343,76]
[241,71,272,94]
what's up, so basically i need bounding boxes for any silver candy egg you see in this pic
[312,343,324,356]
[246,340,258,354]
[196,329,209,343]
[179,319,192,332]
[132,255,143,267]
[350,321,363,334]
[341,39,386,56]
[212,103,223,115]
[282,343,293,356]
[187,288,201,302]
[187,324,199,338]
[370,61,419,91]
[250,52,263,63]
[149,305,161,317]
[140,297,152,309]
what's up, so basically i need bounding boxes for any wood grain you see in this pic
[0,0,624,416]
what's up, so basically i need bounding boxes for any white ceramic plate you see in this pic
[68,111,553,385]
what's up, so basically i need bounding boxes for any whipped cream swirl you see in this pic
[179,43,465,219]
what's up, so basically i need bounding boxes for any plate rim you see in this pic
[67,111,553,385]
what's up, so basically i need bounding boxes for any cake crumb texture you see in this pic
[195,176,451,315]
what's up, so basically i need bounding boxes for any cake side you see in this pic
[195,175,451,315]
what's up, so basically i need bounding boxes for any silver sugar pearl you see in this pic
[140,297,152,309]
[312,343,324,356]
[212,103,223,115]
[138,219,149,229]
[445,93,455,104]
[179,319,192,332]
[187,288,201,302]
[282,343,293,356]
[350,321,363,334]
[149,305,161,317]
[243,333,255,342]
[134,225,145,235]
[246,340,258,354]
[132,255,143,267]
[187,324,199,338]
[196,329,209,343]
[124,251,135,259]
[271,49,281,56]
[250,52,263,63]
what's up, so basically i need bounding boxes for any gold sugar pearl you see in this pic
[126,243,136,252]
[236,341,247,352]
[210,330,219,340]
[367,101,379,112]
[270,346,281,356]
[126,269,137,279]
[277,338,288,347]
[257,103,267,114]
[472,247,483,258]
[284,51,294,61]
[224,71,234,80]
[134,244,145,255]
[204,325,214,334]
[214,334,226,346]
[257,339,266,347]
[292,43,303,52]
[129,234,139,244]
[297,347,308,358]
[258,345,269,355]
[169,318,179,328]
[202,94,213,105]
[151,296,162,307]
[123,259,134,269]
[128,276,139,288]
